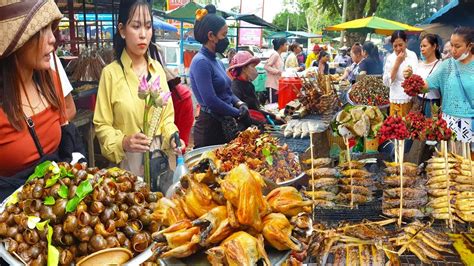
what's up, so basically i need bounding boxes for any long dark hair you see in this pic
[421,34,442,59]
[453,26,474,54]
[363,41,381,65]
[0,30,64,130]
[114,0,161,63]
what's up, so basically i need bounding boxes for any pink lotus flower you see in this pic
[150,77,160,99]
[138,75,149,100]
[154,91,171,108]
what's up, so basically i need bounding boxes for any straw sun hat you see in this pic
[0,0,62,59]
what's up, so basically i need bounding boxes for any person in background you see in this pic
[94,0,182,176]
[296,44,306,70]
[442,41,452,60]
[189,4,250,147]
[264,38,287,103]
[51,37,76,120]
[383,30,418,117]
[0,0,65,197]
[359,41,383,75]
[285,42,303,71]
[341,43,363,84]
[317,51,331,75]
[227,48,237,65]
[334,46,351,71]
[414,34,442,117]
[305,44,321,69]
[165,68,194,147]
[229,51,284,124]
[406,27,474,151]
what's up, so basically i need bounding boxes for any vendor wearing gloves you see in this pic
[0,0,66,198]
[229,51,284,124]
[94,0,182,177]
[383,30,419,117]
[190,5,250,147]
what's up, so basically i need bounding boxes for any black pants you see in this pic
[267,87,278,103]
[194,111,227,148]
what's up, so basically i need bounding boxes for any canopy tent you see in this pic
[153,1,278,69]
[267,31,322,39]
[153,16,178,32]
[418,23,455,45]
[325,16,423,35]
[154,1,235,24]
[422,0,474,27]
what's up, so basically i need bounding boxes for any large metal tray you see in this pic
[160,248,290,266]
[184,145,305,186]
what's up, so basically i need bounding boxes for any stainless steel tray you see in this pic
[159,248,290,266]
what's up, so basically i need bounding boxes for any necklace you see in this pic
[22,82,45,115]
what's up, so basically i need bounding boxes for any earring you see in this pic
[121,35,125,39]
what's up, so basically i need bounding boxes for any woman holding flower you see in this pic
[94,0,180,181]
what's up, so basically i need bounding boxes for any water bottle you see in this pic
[165,134,189,197]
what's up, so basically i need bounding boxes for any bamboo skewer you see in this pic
[443,140,454,231]
[344,137,354,209]
[310,132,315,220]
[398,139,405,227]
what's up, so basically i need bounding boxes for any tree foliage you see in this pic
[272,10,308,32]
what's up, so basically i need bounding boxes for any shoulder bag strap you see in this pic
[25,116,45,157]
[420,60,441,113]
[453,61,474,109]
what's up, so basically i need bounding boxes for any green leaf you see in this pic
[65,196,81,213]
[44,196,55,206]
[47,225,59,266]
[58,185,68,199]
[36,220,49,231]
[45,175,59,188]
[26,161,52,182]
[262,148,271,157]
[265,155,274,166]
[76,180,93,198]
[6,191,19,206]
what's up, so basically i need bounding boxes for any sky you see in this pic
[217,0,284,23]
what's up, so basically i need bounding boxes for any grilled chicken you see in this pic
[262,213,301,251]
[266,186,312,217]
[206,231,271,266]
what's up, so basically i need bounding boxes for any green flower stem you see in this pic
[143,97,151,188]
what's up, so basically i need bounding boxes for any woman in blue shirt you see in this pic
[406,27,473,144]
[190,5,249,147]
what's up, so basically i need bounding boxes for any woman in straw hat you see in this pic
[94,0,183,188]
[229,51,285,124]
[0,0,67,197]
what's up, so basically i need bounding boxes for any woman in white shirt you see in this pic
[415,34,442,117]
[383,30,419,117]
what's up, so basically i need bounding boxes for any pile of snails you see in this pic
[0,162,162,265]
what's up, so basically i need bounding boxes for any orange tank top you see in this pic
[0,71,65,177]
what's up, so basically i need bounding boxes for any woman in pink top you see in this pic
[264,38,288,103]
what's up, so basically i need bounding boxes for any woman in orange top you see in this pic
[0,0,65,198]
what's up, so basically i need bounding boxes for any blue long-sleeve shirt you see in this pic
[190,46,240,117]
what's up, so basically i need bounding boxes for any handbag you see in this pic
[149,150,173,193]
[59,123,87,163]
